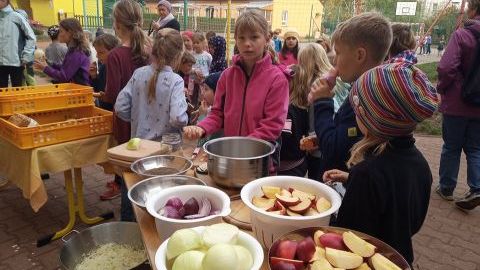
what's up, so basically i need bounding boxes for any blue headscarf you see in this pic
[208,36,227,73]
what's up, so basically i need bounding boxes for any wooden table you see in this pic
[122,143,269,270]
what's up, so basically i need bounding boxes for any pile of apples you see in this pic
[251,186,331,216]
[270,229,402,270]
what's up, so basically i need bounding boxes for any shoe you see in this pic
[455,190,480,211]
[435,185,453,201]
[100,182,121,200]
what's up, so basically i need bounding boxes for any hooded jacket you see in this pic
[437,16,480,117]
[198,53,289,141]
[0,5,36,67]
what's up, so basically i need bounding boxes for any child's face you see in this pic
[183,36,193,51]
[201,85,215,106]
[94,45,110,64]
[193,39,203,53]
[58,26,72,44]
[285,37,298,49]
[333,41,367,83]
[180,62,193,74]
[235,30,267,64]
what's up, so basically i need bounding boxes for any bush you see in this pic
[416,62,438,83]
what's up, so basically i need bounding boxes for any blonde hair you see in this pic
[332,12,392,64]
[234,10,269,39]
[389,23,415,57]
[192,32,205,43]
[148,29,184,103]
[347,134,388,168]
[289,43,332,108]
[181,51,196,64]
[113,0,149,65]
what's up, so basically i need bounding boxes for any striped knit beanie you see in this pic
[349,58,438,139]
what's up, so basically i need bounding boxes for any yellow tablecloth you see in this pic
[0,135,114,212]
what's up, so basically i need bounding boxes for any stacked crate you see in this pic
[0,83,113,149]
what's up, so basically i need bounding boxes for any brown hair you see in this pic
[468,0,480,14]
[192,32,205,43]
[181,51,196,64]
[113,0,148,65]
[148,29,184,102]
[389,23,415,57]
[316,36,332,53]
[234,10,269,39]
[206,31,216,41]
[93,33,120,51]
[59,18,90,56]
[332,12,392,64]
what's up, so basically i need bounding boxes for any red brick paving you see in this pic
[0,135,478,270]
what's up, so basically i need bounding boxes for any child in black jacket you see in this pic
[323,57,438,265]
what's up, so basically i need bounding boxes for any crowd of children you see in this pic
[12,0,480,265]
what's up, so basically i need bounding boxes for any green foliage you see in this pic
[416,112,442,136]
[416,62,439,83]
[425,6,459,42]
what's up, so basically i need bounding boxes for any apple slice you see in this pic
[296,236,316,263]
[354,263,372,270]
[310,246,326,262]
[252,196,275,210]
[291,189,316,201]
[305,207,320,216]
[267,200,287,215]
[369,253,401,270]
[262,185,282,199]
[342,231,376,258]
[320,233,347,250]
[288,199,312,214]
[275,194,301,206]
[276,240,298,259]
[280,188,292,197]
[325,247,363,269]
[310,257,333,270]
[268,210,284,215]
[316,197,332,213]
[286,209,302,216]
[269,257,304,270]
[313,230,325,246]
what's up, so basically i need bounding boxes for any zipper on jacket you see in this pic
[238,63,255,135]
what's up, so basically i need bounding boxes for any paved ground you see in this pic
[0,135,478,270]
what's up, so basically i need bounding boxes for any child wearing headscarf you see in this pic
[208,36,227,73]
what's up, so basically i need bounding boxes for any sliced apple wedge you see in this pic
[342,231,376,258]
[369,253,401,270]
[305,207,320,216]
[310,246,326,262]
[280,188,292,197]
[291,189,316,201]
[310,257,333,270]
[313,230,325,247]
[286,209,302,216]
[354,263,372,270]
[252,196,275,210]
[262,185,281,199]
[275,194,301,206]
[269,257,304,270]
[325,247,363,269]
[316,197,332,213]
[288,199,312,214]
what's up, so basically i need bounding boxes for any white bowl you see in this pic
[240,176,342,249]
[155,225,264,270]
[146,185,231,242]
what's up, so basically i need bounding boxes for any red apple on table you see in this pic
[319,232,347,250]
[276,240,298,260]
[296,236,316,263]
[270,257,304,270]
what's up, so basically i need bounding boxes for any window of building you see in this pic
[281,10,288,26]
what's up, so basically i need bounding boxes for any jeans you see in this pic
[119,175,135,221]
[439,115,480,193]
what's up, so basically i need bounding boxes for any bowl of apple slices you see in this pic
[240,176,342,249]
[268,226,411,270]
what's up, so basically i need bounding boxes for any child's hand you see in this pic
[193,69,205,83]
[33,60,47,71]
[183,126,205,140]
[308,78,334,104]
[198,100,209,116]
[299,135,319,151]
[323,169,349,184]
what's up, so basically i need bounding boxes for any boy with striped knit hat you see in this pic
[323,55,439,265]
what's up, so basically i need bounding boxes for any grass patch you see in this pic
[416,62,438,83]
[416,112,442,136]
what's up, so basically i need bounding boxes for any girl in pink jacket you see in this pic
[184,10,289,142]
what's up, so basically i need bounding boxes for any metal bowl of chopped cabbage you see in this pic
[59,222,148,270]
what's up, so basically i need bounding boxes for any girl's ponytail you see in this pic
[130,24,149,65]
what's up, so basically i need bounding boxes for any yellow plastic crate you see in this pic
[0,83,94,116]
[0,106,113,149]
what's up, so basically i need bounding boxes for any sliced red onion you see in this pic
[159,205,183,219]
[183,214,206,219]
[209,209,221,215]
[198,197,212,217]
[183,197,200,216]
[165,196,183,211]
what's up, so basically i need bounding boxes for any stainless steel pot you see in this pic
[203,137,276,188]
[59,222,146,270]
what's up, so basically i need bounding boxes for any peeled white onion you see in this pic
[166,229,202,260]
[202,223,239,248]
[202,243,238,270]
[172,250,205,270]
[233,245,253,270]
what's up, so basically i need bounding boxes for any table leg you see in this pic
[74,168,114,224]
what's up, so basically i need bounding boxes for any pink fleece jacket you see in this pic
[197,54,289,141]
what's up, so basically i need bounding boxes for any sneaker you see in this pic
[455,190,480,211]
[435,185,453,201]
[100,182,121,200]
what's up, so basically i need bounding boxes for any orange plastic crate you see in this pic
[0,83,94,116]
[0,106,113,149]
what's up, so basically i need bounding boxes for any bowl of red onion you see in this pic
[146,185,231,242]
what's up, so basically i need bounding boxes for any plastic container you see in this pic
[0,83,94,116]
[0,106,112,149]
[161,133,182,152]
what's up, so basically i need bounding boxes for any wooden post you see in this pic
[456,0,467,29]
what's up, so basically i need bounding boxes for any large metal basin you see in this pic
[203,137,275,188]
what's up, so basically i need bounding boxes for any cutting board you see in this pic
[107,139,171,162]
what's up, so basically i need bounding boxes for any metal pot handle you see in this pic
[61,230,79,243]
